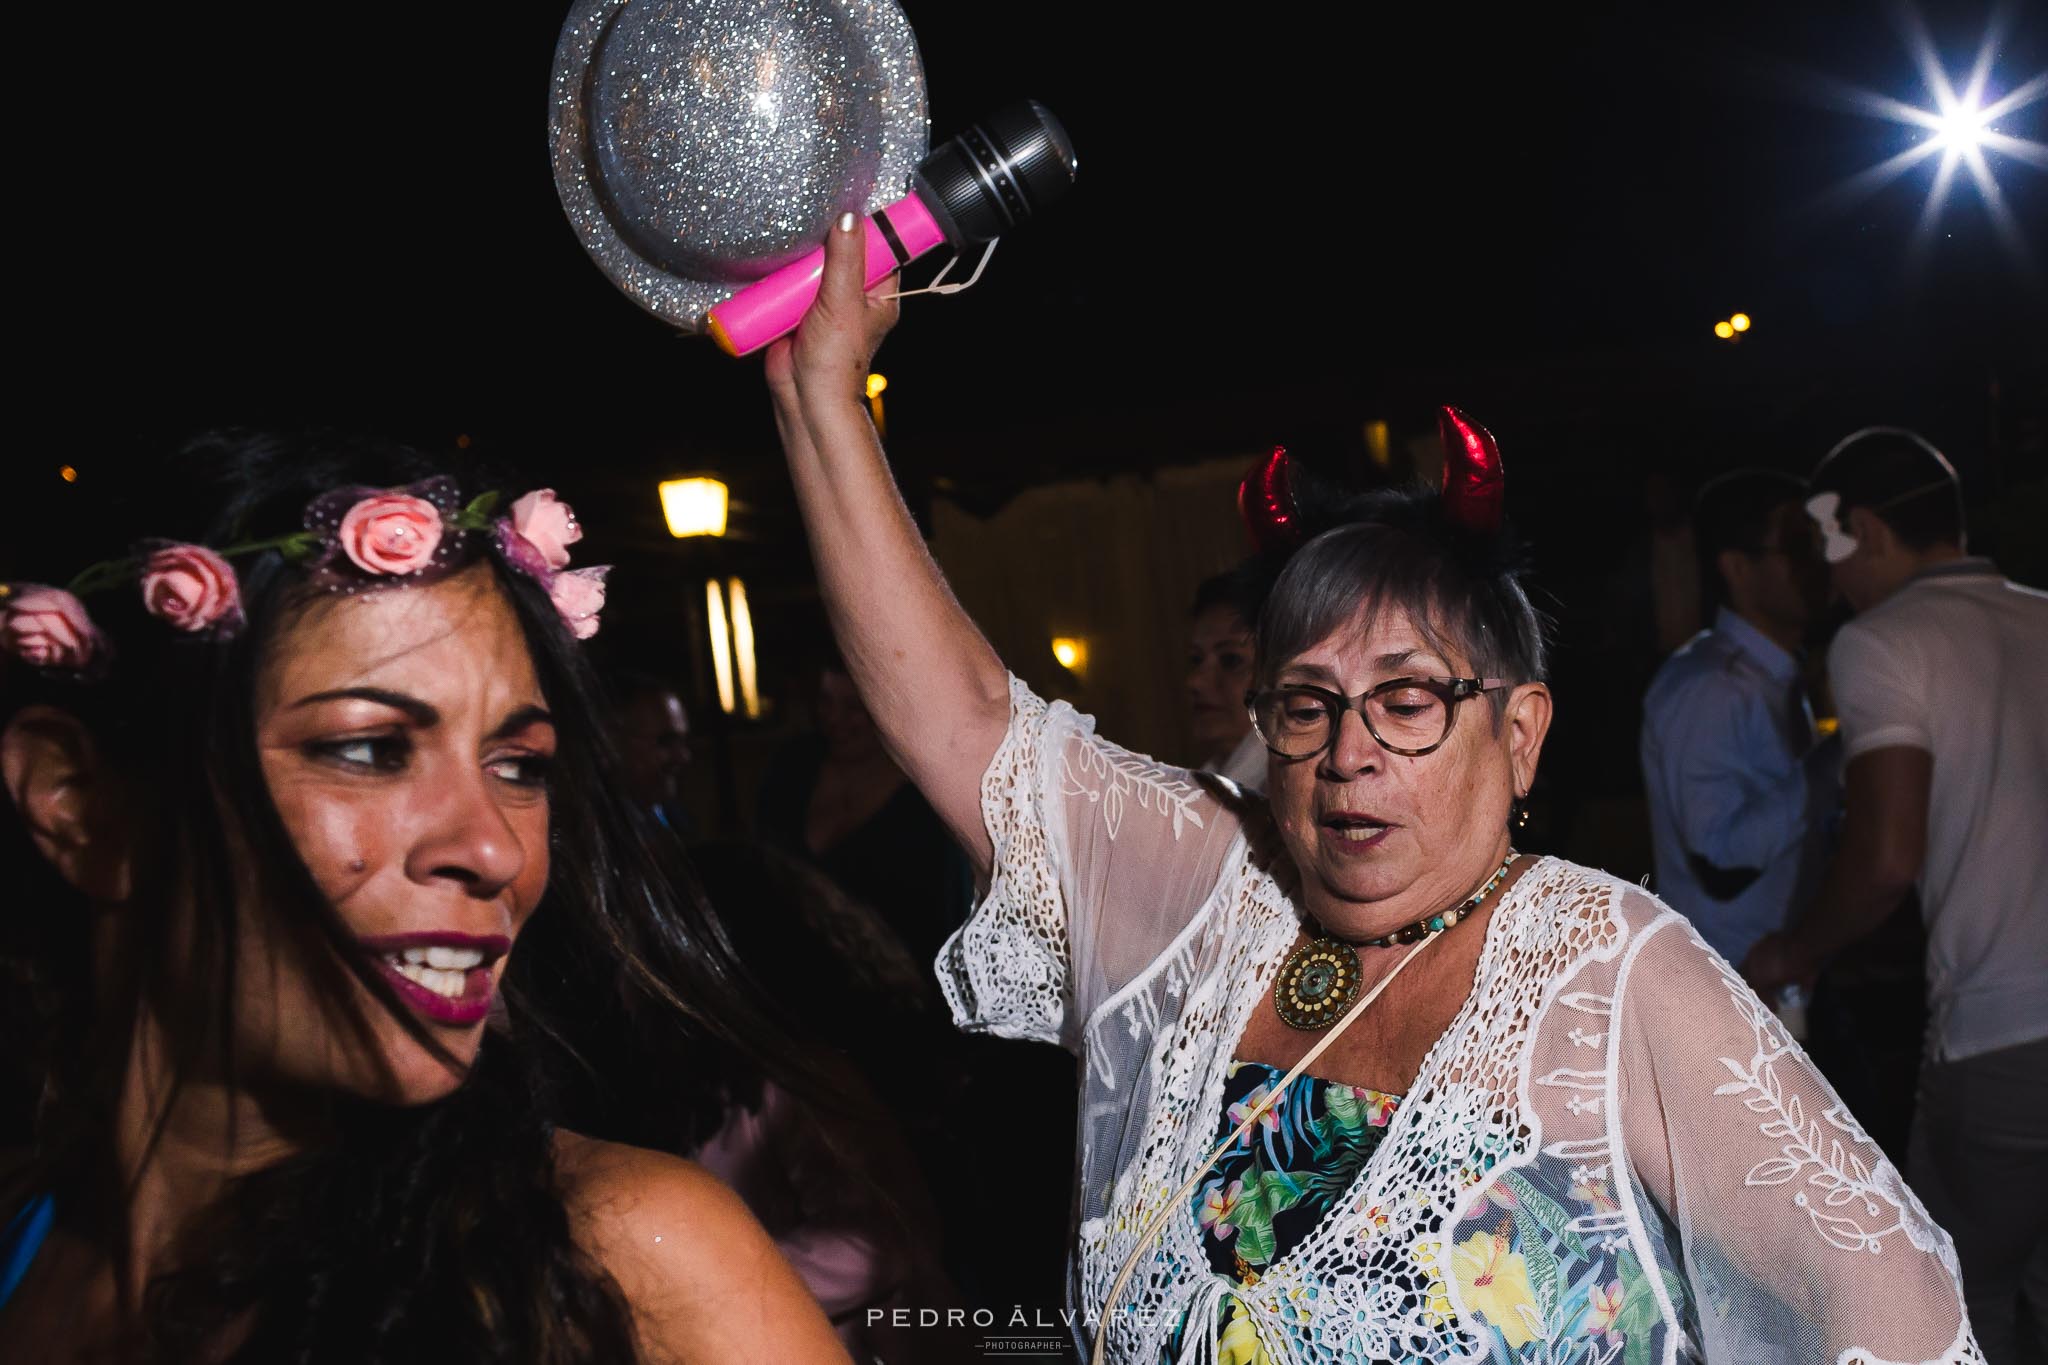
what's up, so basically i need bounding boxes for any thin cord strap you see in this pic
[881,237,1000,300]
[1088,937,1433,1365]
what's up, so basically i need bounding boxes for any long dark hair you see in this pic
[0,432,803,1361]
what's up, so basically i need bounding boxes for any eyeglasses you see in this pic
[1245,677,1505,759]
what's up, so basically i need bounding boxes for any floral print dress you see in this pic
[1164,1061,1691,1365]
[1162,1062,1403,1363]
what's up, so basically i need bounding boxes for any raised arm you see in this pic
[760,217,1246,1048]
[763,213,1009,863]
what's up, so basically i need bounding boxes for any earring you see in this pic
[1510,796,1530,831]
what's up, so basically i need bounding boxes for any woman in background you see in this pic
[1186,566,1265,791]
[758,655,973,967]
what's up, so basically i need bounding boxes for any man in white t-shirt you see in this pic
[1745,427,2048,1362]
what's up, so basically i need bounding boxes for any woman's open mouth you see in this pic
[1319,812,1393,853]
[358,933,511,1026]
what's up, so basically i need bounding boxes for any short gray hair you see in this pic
[1255,494,1548,715]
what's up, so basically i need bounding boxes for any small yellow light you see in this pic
[1051,636,1088,675]
[728,576,761,720]
[1362,420,1391,469]
[455,433,472,449]
[1729,312,1751,332]
[1714,320,1736,340]
[1815,716,1839,738]
[59,465,79,483]
[865,373,888,399]
[705,580,736,715]
[660,477,729,538]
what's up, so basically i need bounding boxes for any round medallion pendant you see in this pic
[1274,936,1364,1031]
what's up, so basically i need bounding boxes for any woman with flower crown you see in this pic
[762,218,1981,1363]
[0,432,850,1362]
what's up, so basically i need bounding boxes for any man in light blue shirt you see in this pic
[1641,469,1836,965]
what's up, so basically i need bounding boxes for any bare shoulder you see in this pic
[554,1129,739,1237]
[554,1131,850,1364]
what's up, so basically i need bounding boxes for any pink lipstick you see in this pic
[357,932,511,1027]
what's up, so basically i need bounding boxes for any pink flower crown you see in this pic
[1,477,610,673]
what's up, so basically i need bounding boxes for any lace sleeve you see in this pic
[935,675,1244,1050]
[1615,911,1980,1364]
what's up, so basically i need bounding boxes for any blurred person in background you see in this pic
[759,655,973,967]
[688,840,959,1363]
[1746,428,2048,1363]
[1640,468,1835,968]
[758,654,1070,1314]
[614,669,696,836]
[1186,567,1265,791]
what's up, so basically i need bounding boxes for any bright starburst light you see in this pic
[1809,8,2048,272]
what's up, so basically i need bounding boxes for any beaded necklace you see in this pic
[1273,851,1520,1031]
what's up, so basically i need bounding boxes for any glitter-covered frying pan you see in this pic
[550,0,929,332]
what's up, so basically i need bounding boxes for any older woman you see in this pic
[0,434,847,1362]
[1186,568,1266,791]
[766,217,1978,1363]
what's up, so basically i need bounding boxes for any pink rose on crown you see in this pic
[548,566,610,640]
[493,518,554,582]
[337,494,443,575]
[140,543,242,634]
[509,489,582,570]
[2,586,102,670]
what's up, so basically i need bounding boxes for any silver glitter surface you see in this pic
[551,0,928,331]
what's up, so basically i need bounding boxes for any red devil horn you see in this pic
[1438,405,1505,535]
[1238,446,1300,554]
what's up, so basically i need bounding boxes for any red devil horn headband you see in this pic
[1438,405,1505,535]
[1236,408,1505,553]
[1237,446,1297,555]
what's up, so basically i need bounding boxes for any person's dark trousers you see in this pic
[1909,1035,2048,1363]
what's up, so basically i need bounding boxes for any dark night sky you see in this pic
[8,0,2045,845]
[13,0,2047,586]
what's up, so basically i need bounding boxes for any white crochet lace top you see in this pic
[937,679,1980,1364]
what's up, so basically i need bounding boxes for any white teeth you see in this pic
[396,945,485,970]
[1333,825,1384,842]
[390,960,469,999]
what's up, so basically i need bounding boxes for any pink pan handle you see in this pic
[706,195,948,356]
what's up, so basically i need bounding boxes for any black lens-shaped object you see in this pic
[914,100,1077,245]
